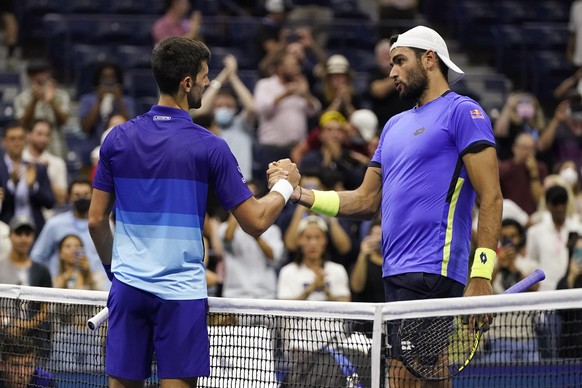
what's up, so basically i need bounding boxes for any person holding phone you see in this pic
[253,51,321,188]
[53,234,97,290]
[492,218,539,294]
[350,219,384,303]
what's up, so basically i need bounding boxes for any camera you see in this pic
[501,236,514,248]
[287,31,300,43]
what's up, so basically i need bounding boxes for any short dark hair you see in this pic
[68,177,93,197]
[151,37,210,96]
[501,218,525,244]
[92,61,124,87]
[26,60,52,77]
[3,122,25,138]
[29,119,53,133]
[545,185,569,205]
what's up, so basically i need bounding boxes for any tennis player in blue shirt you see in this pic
[88,37,300,388]
[272,26,503,386]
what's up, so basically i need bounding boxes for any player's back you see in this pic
[95,105,219,299]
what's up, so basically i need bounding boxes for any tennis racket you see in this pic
[398,269,545,381]
[87,307,109,331]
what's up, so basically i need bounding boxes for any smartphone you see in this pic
[501,236,514,247]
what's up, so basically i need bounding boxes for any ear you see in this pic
[181,76,193,93]
[424,50,438,70]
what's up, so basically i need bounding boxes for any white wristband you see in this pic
[270,180,293,204]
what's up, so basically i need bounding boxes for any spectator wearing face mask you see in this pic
[499,133,548,215]
[30,178,110,291]
[192,55,255,181]
[494,92,546,160]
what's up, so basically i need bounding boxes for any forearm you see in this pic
[295,187,380,220]
[223,221,237,242]
[20,100,38,127]
[81,104,101,133]
[255,236,274,260]
[493,107,512,137]
[51,102,68,125]
[328,218,351,254]
[554,76,577,100]
[538,117,559,151]
[195,74,227,117]
[350,254,368,293]
[476,193,503,250]
[234,193,287,238]
[231,75,255,113]
[283,207,305,251]
[529,178,544,203]
[89,218,114,265]
[370,77,394,98]
[116,100,130,119]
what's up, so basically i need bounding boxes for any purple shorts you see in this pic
[105,278,210,380]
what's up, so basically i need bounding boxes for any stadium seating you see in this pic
[125,69,159,100]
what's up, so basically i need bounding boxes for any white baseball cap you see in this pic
[297,215,328,235]
[390,25,464,85]
[350,109,378,142]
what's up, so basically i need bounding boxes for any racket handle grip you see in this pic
[87,307,109,331]
[503,269,545,294]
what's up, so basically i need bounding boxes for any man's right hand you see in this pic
[275,158,301,187]
[267,159,301,189]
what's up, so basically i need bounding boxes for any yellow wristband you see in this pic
[310,190,340,217]
[471,247,496,280]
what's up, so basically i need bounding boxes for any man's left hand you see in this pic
[464,277,494,331]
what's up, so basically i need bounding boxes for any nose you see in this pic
[389,66,398,79]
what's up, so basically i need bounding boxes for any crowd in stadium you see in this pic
[0,0,580,368]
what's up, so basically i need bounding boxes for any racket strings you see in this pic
[399,315,480,380]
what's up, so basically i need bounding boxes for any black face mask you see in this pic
[73,198,91,214]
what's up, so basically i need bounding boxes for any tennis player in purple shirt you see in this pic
[88,37,300,388]
[271,26,502,386]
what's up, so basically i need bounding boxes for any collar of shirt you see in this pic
[148,105,192,122]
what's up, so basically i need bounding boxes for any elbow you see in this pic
[485,189,504,214]
[88,213,106,233]
[239,221,268,239]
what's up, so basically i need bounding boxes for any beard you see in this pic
[398,62,429,102]
[187,88,202,109]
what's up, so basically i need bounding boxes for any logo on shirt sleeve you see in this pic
[470,109,484,120]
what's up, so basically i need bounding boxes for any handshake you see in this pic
[267,158,302,203]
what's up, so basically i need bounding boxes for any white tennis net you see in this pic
[0,284,581,387]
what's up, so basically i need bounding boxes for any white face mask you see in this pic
[560,167,579,187]
[214,107,235,128]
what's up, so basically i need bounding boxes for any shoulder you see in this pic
[279,262,299,275]
[446,92,487,117]
[197,127,231,153]
[45,211,71,226]
[323,261,347,273]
